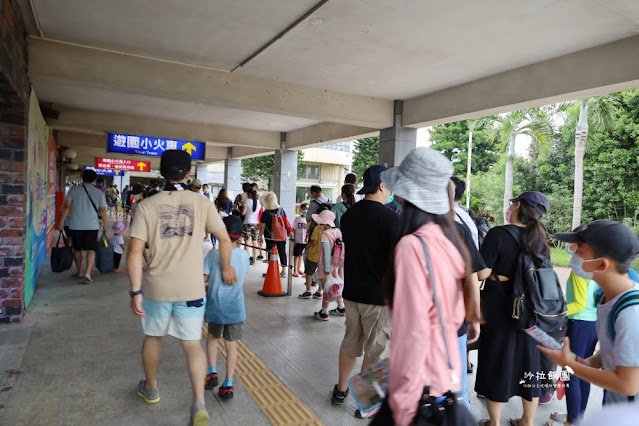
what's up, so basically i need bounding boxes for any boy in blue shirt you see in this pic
[204,216,250,399]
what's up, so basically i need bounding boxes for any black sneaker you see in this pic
[313,311,329,321]
[331,384,349,405]
[249,257,255,266]
[329,307,346,316]
[256,255,264,260]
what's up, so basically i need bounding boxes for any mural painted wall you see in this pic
[24,89,49,307]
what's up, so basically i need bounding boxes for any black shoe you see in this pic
[467,362,474,374]
[256,255,264,260]
[249,257,255,265]
[331,384,349,405]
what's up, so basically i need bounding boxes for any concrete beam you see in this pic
[287,122,378,149]
[231,147,274,160]
[29,38,394,128]
[404,35,639,128]
[49,107,281,150]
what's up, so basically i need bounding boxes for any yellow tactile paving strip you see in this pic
[202,325,324,426]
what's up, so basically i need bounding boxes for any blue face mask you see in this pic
[570,254,602,280]
[386,192,395,205]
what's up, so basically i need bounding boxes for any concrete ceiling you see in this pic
[20,0,639,165]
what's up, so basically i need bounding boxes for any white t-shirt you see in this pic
[244,198,260,225]
[293,216,307,244]
[219,211,229,219]
[111,234,125,254]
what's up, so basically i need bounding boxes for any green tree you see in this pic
[429,120,499,176]
[352,137,379,179]
[473,108,555,220]
[570,95,620,228]
[241,151,304,190]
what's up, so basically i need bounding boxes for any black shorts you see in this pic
[293,243,307,257]
[71,229,99,252]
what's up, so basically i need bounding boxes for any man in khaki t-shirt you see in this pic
[128,150,237,426]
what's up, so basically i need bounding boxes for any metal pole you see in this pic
[466,131,473,209]
[287,236,294,296]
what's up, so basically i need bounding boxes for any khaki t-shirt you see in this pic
[129,189,226,302]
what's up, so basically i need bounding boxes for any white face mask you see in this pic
[570,254,603,280]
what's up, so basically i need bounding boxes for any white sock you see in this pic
[338,303,345,309]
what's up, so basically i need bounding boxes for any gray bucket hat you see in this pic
[381,147,453,215]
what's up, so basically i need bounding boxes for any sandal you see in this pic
[298,291,313,299]
[509,419,521,426]
[312,292,323,299]
[478,420,490,426]
[550,413,567,422]
[331,385,349,405]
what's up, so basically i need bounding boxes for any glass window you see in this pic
[300,164,319,180]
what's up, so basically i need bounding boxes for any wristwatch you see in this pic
[129,290,143,298]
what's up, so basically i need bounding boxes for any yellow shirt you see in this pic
[306,226,323,263]
[129,190,226,301]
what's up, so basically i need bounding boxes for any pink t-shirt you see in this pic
[389,223,465,426]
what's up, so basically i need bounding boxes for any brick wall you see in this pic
[0,0,29,323]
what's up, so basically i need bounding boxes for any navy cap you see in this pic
[556,220,639,264]
[223,215,244,240]
[512,191,549,218]
[357,165,388,195]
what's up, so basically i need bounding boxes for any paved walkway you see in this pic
[0,257,601,425]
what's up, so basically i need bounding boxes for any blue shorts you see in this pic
[141,297,205,341]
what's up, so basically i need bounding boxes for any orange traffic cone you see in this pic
[258,246,286,297]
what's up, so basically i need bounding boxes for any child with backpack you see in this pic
[311,210,346,321]
[204,215,251,400]
[540,220,639,418]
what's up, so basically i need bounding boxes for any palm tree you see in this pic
[571,95,620,229]
[472,108,555,221]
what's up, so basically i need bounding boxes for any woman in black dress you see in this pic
[475,191,550,426]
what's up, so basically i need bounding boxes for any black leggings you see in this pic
[265,240,287,266]
[114,253,122,269]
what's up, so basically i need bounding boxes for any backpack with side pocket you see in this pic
[504,226,568,334]
[271,209,287,242]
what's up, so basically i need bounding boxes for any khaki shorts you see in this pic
[208,322,244,341]
[340,301,391,364]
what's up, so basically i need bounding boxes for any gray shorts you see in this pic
[208,322,244,341]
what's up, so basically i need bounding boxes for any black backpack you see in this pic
[504,226,568,334]
[312,198,333,214]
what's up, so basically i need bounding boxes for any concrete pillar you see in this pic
[274,133,298,220]
[379,100,417,168]
[224,148,242,200]
[196,164,208,182]
[121,172,130,190]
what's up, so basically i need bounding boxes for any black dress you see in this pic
[475,225,541,402]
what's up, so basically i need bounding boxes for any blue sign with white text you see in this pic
[107,133,206,161]
[84,166,124,176]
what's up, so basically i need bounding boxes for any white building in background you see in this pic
[201,141,354,203]
[297,141,352,203]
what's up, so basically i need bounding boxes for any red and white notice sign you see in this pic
[95,158,150,172]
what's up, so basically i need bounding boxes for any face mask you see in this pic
[385,190,395,205]
[505,209,512,224]
[570,254,603,280]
